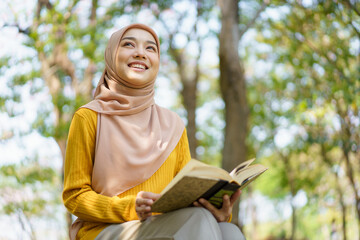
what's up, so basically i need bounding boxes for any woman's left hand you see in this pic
[135,191,161,222]
[193,189,241,222]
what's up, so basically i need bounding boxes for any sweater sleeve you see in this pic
[62,108,135,223]
[174,128,192,175]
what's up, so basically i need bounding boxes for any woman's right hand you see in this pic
[135,191,161,221]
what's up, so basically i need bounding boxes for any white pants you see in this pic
[95,207,246,240]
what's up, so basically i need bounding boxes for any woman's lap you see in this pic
[95,208,246,240]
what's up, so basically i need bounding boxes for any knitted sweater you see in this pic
[62,108,191,240]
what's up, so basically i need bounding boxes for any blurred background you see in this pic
[0,0,359,239]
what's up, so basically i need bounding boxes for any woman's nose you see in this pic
[134,47,146,59]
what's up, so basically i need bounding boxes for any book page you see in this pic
[229,158,256,177]
[152,176,220,213]
[232,164,268,186]
[185,165,233,182]
[161,159,232,194]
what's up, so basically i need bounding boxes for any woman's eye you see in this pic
[147,46,157,52]
[123,42,134,47]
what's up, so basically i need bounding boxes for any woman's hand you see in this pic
[135,191,161,221]
[193,189,241,222]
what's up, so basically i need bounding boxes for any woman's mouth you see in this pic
[128,62,148,70]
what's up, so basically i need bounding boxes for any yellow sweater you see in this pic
[63,108,191,240]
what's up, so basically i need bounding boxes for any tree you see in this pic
[218,0,269,226]
[0,156,59,239]
[253,0,360,238]
[1,0,111,232]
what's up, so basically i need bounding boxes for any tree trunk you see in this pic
[290,201,296,240]
[218,0,249,226]
[343,149,360,238]
[338,105,360,238]
[181,79,198,159]
[248,187,258,240]
[279,152,297,240]
[321,144,347,240]
[340,195,347,240]
[167,36,199,159]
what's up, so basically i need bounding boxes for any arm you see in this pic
[62,109,135,223]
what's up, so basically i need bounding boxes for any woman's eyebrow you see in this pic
[121,37,157,47]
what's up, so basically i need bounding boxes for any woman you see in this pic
[63,23,245,240]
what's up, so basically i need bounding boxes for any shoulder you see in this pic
[73,108,97,128]
[75,107,97,119]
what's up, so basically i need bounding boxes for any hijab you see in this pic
[81,23,185,197]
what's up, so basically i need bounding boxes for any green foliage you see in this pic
[1,164,55,185]
[255,155,289,199]
[8,71,40,88]
[0,56,11,71]
[0,156,60,234]
[246,0,360,238]
[105,0,175,17]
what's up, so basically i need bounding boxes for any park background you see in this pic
[0,0,359,239]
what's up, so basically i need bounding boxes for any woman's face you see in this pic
[116,28,159,86]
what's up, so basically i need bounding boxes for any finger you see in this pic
[193,201,202,207]
[137,191,145,198]
[135,198,153,207]
[198,198,219,214]
[221,194,231,211]
[230,189,241,205]
[139,212,152,222]
[136,204,151,213]
[139,213,147,222]
[198,198,225,222]
[139,191,162,201]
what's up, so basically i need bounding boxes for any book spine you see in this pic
[199,180,228,201]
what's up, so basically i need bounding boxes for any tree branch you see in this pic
[303,37,351,83]
[90,0,98,24]
[349,20,360,38]
[2,23,30,35]
[239,0,269,40]
[36,0,53,20]
[343,0,360,17]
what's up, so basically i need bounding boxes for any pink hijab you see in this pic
[82,23,184,196]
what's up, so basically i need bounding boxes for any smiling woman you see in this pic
[62,23,245,240]
[116,28,160,87]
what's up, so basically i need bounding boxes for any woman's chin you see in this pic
[126,78,151,87]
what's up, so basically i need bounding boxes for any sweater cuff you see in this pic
[110,195,137,222]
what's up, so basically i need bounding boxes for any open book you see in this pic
[151,158,268,213]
